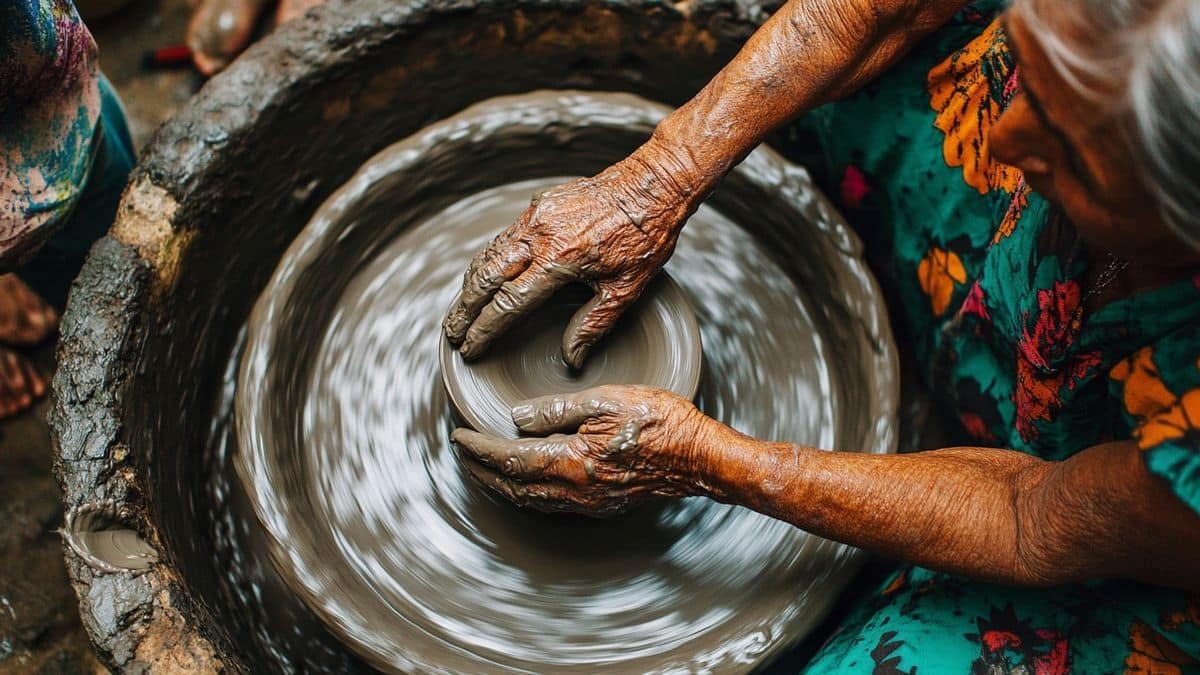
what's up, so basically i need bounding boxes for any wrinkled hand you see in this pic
[451,385,719,516]
[443,155,692,368]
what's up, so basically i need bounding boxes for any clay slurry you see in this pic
[233,91,896,673]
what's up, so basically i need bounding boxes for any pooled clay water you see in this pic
[63,505,159,573]
[214,92,897,672]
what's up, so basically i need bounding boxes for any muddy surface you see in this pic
[221,91,897,672]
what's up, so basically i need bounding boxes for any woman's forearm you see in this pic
[696,432,1200,588]
[633,0,970,206]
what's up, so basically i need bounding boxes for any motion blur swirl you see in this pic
[231,92,898,673]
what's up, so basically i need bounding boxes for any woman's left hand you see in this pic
[451,385,719,516]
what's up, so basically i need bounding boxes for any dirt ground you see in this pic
[0,1,199,671]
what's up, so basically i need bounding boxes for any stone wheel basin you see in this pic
[50,0,898,672]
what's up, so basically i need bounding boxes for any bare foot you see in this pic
[187,0,270,76]
[0,348,46,418]
[0,274,57,347]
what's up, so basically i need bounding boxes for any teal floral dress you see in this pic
[795,2,1200,672]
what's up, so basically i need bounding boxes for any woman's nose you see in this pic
[990,95,1052,175]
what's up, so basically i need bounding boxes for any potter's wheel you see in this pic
[235,92,898,672]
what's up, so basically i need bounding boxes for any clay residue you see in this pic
[63,502,159,574]
[110,178,194,292]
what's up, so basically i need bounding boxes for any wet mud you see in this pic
[216,91,898,672]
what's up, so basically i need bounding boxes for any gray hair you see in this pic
[1010,0,1200,249]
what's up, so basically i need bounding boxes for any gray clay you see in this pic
[230,91,898,673]
[440,270,702,439]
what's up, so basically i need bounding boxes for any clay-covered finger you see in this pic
[444,248,529,344]
[460,458,582,513]
[461,456,526,503]
[561,283,640,369]
[510,390,621,434]
[459,267,562,360]
[451,428,578,480]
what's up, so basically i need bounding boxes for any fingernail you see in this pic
[459,338,477,358]
[563,346,585,370]
[511,403,535,428]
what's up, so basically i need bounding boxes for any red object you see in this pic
[840,165,871,209]
[142,45,193,69]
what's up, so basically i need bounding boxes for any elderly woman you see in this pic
[446,0,1200,669]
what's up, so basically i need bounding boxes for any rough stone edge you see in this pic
[49,204,230,672]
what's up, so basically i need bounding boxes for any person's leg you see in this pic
[800,566,1190,674]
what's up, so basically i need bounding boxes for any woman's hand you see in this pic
[443,148,696,369]
[450,385,720,516]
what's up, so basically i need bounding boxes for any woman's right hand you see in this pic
[444,147,698,368]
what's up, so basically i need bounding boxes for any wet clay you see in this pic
[62,503,158,573]
[440,271,702,439]
[231,91,897,672]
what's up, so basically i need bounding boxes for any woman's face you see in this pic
[990,11,1198,268]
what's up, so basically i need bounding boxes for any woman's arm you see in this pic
[444,0,970,364]
[645,0,971,201]
[703,434,1200,588]
[452,386,1200,590]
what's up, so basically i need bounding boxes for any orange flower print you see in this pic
[928,18,1024,195]
[880,569,908,597]
[1161,594,1200,633]
[918,247,968,316]
[1124,620,1197,674]
[994,180,1030,244]
[1110,350,1200,449]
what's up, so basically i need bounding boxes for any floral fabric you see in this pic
[794,1,1200,670]
[0,0,102,268]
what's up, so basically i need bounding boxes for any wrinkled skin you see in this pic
[445,0,965,365]
[443,153,694,368]
[452,386,714,515]
[187,0,324,76]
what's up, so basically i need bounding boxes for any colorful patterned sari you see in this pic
[795,1,1200,671]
